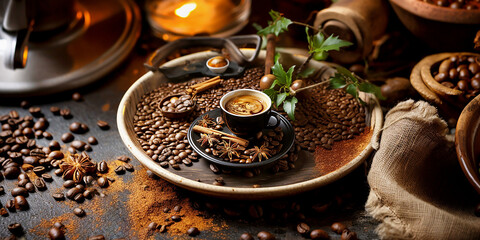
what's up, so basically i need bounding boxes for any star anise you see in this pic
[217,140,242,161]
[197,114,216,127]
[60,152,96,182]
[247,144,271,162]
[197,133,220,147]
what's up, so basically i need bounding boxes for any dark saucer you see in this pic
[187,108,295,168]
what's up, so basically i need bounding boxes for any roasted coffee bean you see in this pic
[72,92,83,101]
[257,231,276,240]
[87,136,98,145]
[54,168,63,176]
[124,163,134,172]
[341,229,358,240]
[159,224,167,233]
[331,222,347,234]
[187,227,200,236]
[70,122,84,133]
[48,227,65,240]
[34,178,47,190]
[297,222,310,235]
[148,222,157,230]
[53,222,65,230]
[63,180,76,188]
[71,140,86,150]
[53,193,65,201]
[84,144,92,151]
[117,155,130,162]
[173,205,182,212]
[20,100,30,109]
[33,166,46,175]
[61,133,74,143]
[83,189,94,199]
[50,106,60,115]
[115,165,126,175]
[171,215,182,222]
[6,199,15,211]
[0,207,8,216]
[0,186,4,195]
[209,163,220,174]
[97,160,108,173]
[66,187,82,199]
[4,167,20,179]
[7,223,23,236]
[49,140,60,150]
[74,193,85,202]
[83,175,94,185]
[240,233,254,240]
[248,205,263,219]
[33,121,48,131]
[14,195,28,210]
[60,108,72,118]
[25,183,35,192]
[87,235,106,240]
[28,107,42,117]
[310,229,329,239]
[42,173,53,182]
[97,120,110,130]
[11,187,28,197]
[160,161,168,168]
[97,177,109,188]
[73,207,85,217]
[17,179,29,187]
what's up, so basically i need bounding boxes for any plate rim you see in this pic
[117,49,384,199]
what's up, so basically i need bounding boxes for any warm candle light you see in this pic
[175,2,197,18]
[146,0,251,41]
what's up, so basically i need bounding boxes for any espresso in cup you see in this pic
[220,89,280,136]
[225,95,267,115]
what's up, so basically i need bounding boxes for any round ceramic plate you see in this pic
[117,49,383,200]
[187,108,295,168]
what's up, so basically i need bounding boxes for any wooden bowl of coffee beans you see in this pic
[158,94,195,119]
[389,0,480,51]
[411,52,480,114]
[456,94,480,194]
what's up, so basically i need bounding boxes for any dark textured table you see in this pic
[0,1,381,239]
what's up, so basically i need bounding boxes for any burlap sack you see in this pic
[366,100,480,240]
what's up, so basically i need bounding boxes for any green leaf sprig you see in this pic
[330,66,385,103]
[305,27,352,61]
[253,10,292,37]
[264,60,298,120]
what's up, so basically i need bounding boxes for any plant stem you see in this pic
[295,53,314,79]
[292,21,317,32]
[265,34,276,75]
[291,80,330,96]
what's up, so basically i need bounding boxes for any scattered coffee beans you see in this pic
[73,207,85,217]
[187,227,200,236]
[257,231,276,240]
[48,227,65,240]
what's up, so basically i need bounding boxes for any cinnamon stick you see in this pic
[192,125,249,147]
[187,76,222,94]
[190,76,220,89]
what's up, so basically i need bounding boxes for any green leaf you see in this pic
[346,84,359,99]
[359,82,385,100]
[297,67,315,79]
[272,61,287,85]
[257,10,292,36]
[283,97,298,121]
[285,65,295,87]
[319,35,353,52]
[336,66,358,84]
[330,74,347,89]
[252,23,263,32]
[274,52,281,63]
[263,88,277,104]
[276,92,287,107]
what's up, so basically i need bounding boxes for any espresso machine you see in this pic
[0,0,141,96]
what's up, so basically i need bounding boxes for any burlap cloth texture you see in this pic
[365,100,480,239]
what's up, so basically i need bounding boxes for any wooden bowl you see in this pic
[456,94,480,194]
[390,0,480,51]
[117,49,383,199]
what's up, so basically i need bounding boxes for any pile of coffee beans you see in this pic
[433,55,480,101]
[134,67,367,172]
[160,94,194,113]
[421,0,479,9]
